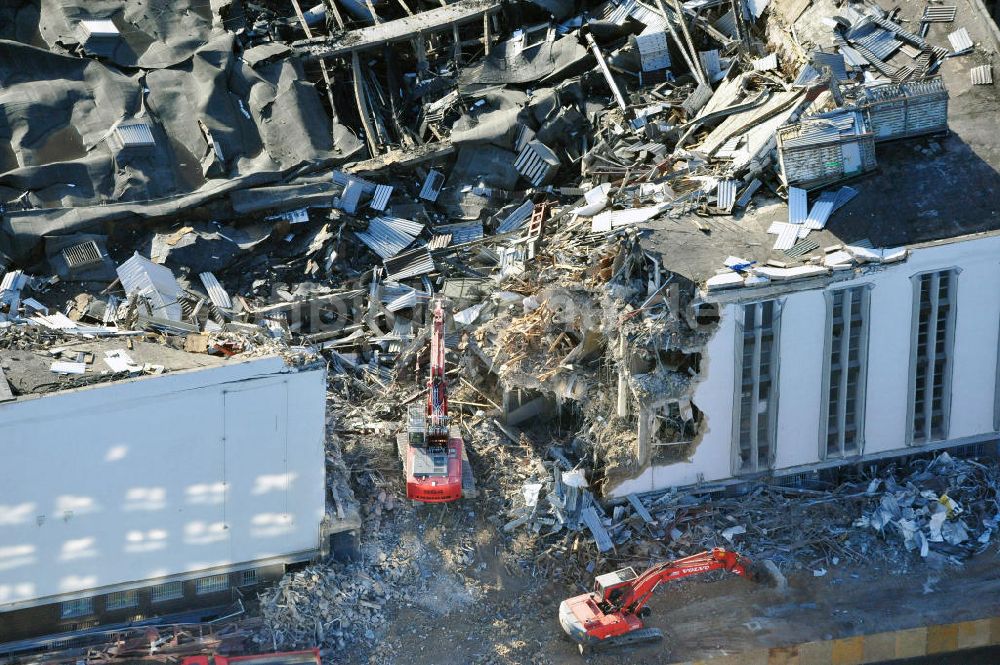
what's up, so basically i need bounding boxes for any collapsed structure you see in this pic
[2,0,1000,652]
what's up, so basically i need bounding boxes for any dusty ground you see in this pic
[336,489,1000,665]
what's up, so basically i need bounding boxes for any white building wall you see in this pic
[0,357,327,610]
[610,234,1000,497]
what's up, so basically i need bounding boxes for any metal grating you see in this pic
[514,140,560,187]
[971,64,993,85]
[115,123,155,148]
[948,28,973,54]
[922,5,956,22]
[62,241,103,269]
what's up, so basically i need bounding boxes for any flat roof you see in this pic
[644,0,1000,283]
[0,336,231,398]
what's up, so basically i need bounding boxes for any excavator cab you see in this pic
[593,567,638,605]
[407,406,427,447]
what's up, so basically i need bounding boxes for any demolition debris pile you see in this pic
[498,451,1000,586]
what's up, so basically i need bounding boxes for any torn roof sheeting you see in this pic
[39,0,217,69]
[117,252,183,321]
[0,10,361,260]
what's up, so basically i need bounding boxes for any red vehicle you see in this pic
[182,650,320,665]
[396,300,468,503]
[559,548,784,653]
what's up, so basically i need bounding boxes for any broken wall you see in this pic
[607,233,1000,496]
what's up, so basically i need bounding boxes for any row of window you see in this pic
[734,269,959,473]
[60,569,257,619]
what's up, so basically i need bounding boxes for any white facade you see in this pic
[611,234,1000,496]
[0,357,327,610]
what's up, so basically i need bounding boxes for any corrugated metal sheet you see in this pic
[812,51,847,80]
[636,32,671,71]
[735,179,762,208]
[784,238,820,258]
[972,65,993,85]
[699,50,721,78]
[355,216,423,259]
[753,53,778,71]
[716,179,737,211]
[804,190,838,229]
[773,223,801,251]
[497,201,534,233]
[370,184,393,211]
[434,221,483,245]
[419,170,445,201]
[793,63,821,87]
[779,122,841,148]
[788,187,808,224]
[713,9,737,38]
[385,249,435,281]
[199,272,232,310]
[853,29,901,61]
[871,15,927,48]
[830,185,858,213]
[948,28,973,54]
[681,81,713,116]
[116,123,155,148]
[386,290,418,312]
[117,252,183,321]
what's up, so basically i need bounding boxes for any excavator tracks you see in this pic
[581,628,664,654]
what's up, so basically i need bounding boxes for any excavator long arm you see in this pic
[618,548,751,615]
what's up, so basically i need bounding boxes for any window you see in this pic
[61,597,93,619]
[734,300,780,473]
[151,581,183,603]
[909,270,958,444]
[821,286,871,458]
[105,590,139,611]
[195,574,229,595]
[240,569,258,587]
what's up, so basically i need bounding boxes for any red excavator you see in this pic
[559,548,785,653]
[396,299,473,502]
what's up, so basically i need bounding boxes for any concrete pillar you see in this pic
[637,406,653,466]
[617,334,629,418]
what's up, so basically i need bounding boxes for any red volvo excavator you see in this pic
[559,548,785,653]
[396,300,472,502]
